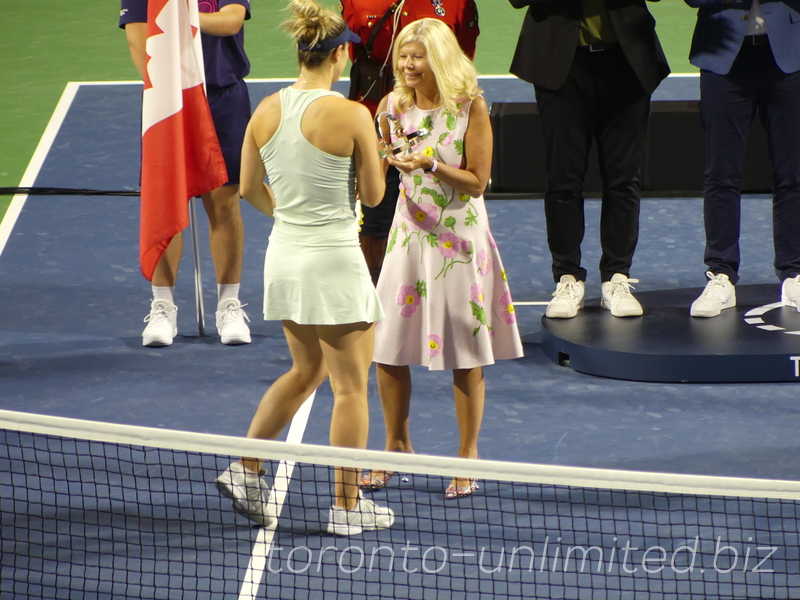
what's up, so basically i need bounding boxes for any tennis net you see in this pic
[2,408,799,599]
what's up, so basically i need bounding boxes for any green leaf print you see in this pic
[386,226,398,254]
[421,187,449,210]
[425,232,440,248]
[419,116,434,136]
[438,132,450,144]
[454,139,464,155]
[415,280,427,298]
[413,174,423,186]
[443,216,457,231]
[470,301,488,326]
[464,207,478,227]
[446,112,457,130]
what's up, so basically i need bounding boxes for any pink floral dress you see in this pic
[373,94,524,370]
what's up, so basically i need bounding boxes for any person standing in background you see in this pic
[342,0,479,284]
[507,0,669,319]
[120,0,252,346]
[685,0,800,318]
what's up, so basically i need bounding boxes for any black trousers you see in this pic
[534,44,650,284]
[700,41,800,284]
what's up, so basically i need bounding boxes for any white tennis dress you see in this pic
[259,87,385,325]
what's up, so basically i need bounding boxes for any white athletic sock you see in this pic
[152,286,175,305]
[218,283,240,303]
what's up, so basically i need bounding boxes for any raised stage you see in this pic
[541,284,800,383]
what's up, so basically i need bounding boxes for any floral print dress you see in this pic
[373,94,524,371]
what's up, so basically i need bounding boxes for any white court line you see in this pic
[238,390,316,600]
[0,82,81,257]
[513,301,549,306]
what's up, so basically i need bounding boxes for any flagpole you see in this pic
[189,197,206,337]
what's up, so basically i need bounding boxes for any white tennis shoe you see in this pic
[327,494,395,536]
[142,300,177,346]
[215,462,275,527]
[216,298,251,345]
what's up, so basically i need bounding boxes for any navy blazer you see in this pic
[686,0,800,75]
[508,0,670,93]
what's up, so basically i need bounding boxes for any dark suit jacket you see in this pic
[686,0,800,75]
[508,0,670,93]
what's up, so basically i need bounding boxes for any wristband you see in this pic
[428,158,439,173]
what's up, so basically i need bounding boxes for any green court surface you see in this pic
[0,0,697,217]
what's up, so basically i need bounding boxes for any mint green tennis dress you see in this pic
[259,87,385,325]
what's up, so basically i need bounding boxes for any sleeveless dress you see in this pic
[259,87,385,325]
[373,94,524,370]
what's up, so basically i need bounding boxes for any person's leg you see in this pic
[535,74,593,284]
[142,233,183,346]
[217,321,326,526]
[593,47,649,284]
[240,321,328,473]
[316,322,375,510]
[152,233,183,287]
[360,363,413,490]
[316,322,394,535]
[699,65,757,285]
[202,184,250,344]
[758,59,800,284]
[202,184,244,286]
[447,367,484,496]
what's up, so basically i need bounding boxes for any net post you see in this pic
[189,197,206,337]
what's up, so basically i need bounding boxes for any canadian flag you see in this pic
[140,0,228,280]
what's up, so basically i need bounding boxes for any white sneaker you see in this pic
[326,494,395,536]
[600,273,643,317]
[545,275,585,319]
[214,462,276,527]
[690,271,736,318]
[782,275,800,312]
[142,299,177,346]
[216,298,251,345]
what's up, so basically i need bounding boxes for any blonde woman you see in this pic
[215,0,393,536]
[362,19,524,498]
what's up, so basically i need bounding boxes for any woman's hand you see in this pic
[387,152,434,174]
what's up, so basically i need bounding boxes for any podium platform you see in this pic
[541,285,800,383]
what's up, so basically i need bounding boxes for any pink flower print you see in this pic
[407,202,437,230]
[440,133,453,146]
[427,334,442,358]
[487,229,497,249]
[438,232,462,258]
[470,283,485,307]
[499,291,516,325]
[476,249,493,276]
[397,285,421,317]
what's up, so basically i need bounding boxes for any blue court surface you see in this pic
[1,77,799,599]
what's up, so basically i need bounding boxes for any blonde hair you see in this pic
[283,0,347,68]
[391,18,482,115]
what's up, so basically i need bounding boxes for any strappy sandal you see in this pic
[359,470,396,491]
[445,478,479,499]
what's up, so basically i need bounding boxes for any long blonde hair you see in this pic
[283,0,347,68]
[391,18,482,115]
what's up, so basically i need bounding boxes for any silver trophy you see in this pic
[376,112,429,159]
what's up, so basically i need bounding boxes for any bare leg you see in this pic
[240,321,327,473]
[376,363,414,453]
[202,184,244,285]
[450,367,484,490]
[151,232,183,287]
[359,363,414,489]
[317,322,375,510]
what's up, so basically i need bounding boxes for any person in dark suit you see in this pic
[508,0,670,318]
[686,0,800,317]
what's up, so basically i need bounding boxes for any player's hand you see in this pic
[387,152,432,174]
